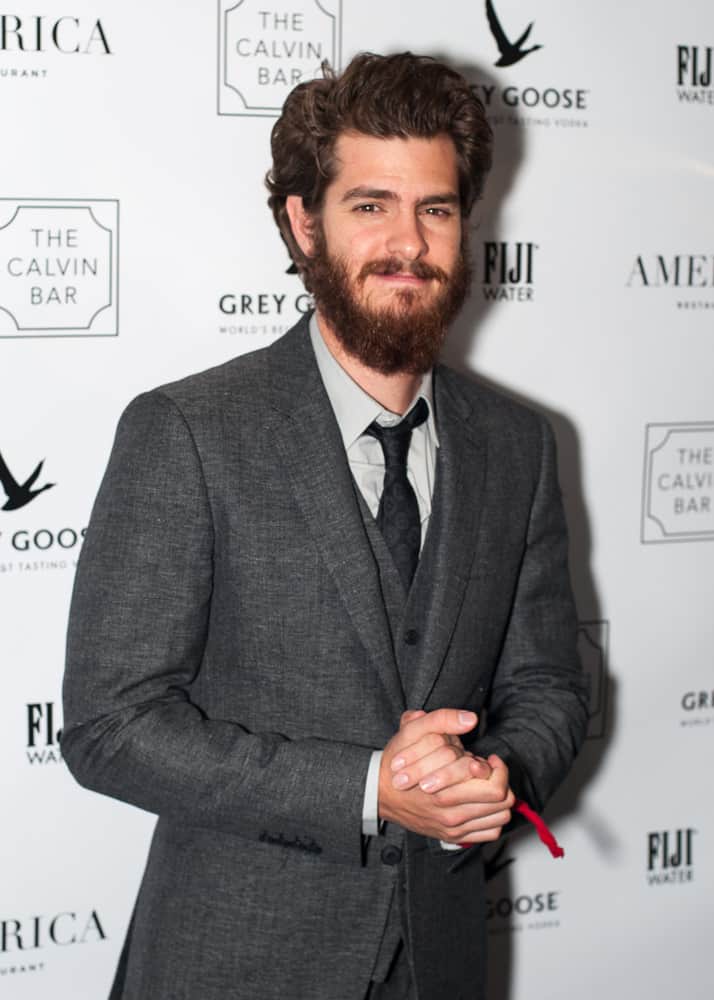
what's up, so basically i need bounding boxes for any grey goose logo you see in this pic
[0,450,54,511]
[486,0,542,67]
[484,840,561,929]
[474,3,589,127]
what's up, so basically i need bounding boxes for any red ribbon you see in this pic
[513,799,564,858]
[459,799,564,858]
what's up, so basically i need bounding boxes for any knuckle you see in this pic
[427,732,445,751]
[443,808,465,829]
[427,709,444,731]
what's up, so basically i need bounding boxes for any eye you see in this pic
[423,206,453,218]
[354,203,381,213]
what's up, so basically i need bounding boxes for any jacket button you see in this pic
[403,629,420,646]
[381,845,403,866]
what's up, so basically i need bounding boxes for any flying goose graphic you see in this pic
[0,450,55,511]
[486,0,543,67]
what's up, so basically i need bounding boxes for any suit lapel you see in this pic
[267,321,405,713]
[404,368,488,708]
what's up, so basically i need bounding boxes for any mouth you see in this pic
[359,257,448,287]
[371,271,430,286]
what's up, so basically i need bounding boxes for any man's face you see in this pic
[301,132,471,374]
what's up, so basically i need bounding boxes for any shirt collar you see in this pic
[309,312,439,450]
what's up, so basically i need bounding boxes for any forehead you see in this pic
[327,132,459,197]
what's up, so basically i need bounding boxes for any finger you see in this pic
[390,730,459,772]
[487,754,509,777]
[432,782,515,811]
[416,755,479,794]
[449,754,508,798]
[392,745,465,790]
[453,823,510,845]
[440,808,513,843]
[398,708,478,745]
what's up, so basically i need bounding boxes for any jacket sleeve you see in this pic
[62,391,371,866]
[474,415,590,812]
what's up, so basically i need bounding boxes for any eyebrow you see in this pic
[340,186,460,207]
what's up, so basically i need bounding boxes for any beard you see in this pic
[304,224,472,375]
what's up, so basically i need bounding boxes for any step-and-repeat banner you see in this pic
[2,2,712,997]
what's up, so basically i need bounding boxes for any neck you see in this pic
[315,311,424,415]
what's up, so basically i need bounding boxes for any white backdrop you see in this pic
[2,2,712,997]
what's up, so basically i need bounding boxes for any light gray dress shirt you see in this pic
[309,314,441,838]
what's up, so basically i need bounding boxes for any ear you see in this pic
[286,195,316,257]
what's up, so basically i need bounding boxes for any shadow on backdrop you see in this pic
[432,56,616,1000]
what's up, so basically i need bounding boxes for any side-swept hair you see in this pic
[265,52,493,277]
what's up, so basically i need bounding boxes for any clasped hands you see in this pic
[378,709,515,845]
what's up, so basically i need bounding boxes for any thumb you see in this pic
[400,709,426,727]
[469,755,493,779]
[486,754,509,777]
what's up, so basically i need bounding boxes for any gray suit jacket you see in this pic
[63,315,588,1000]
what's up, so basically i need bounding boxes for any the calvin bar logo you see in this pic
[641,423,714,543]
[647,828,696,885]
[26,702,62,765]
[486,0,542,67]
[577,620,609,740]
[0,450,54,510]
[481,241,538,302]
[676,45,713,105]
[0,199,119,337]
[218,0,342,117]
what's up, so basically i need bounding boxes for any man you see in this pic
[63,52,588,1000]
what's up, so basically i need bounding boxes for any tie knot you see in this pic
[366,397,429,468]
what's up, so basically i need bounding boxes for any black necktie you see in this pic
[366,397,429,591]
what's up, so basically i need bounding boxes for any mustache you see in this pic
[358,257,449,284]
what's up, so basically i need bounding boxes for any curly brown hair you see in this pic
[265,52,493,279]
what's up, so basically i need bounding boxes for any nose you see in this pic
[385,211,428,261]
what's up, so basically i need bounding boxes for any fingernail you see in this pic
[393,772,410,788]
[458,711,476,726]
[391,756,406,771]
[420,777,438,792]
